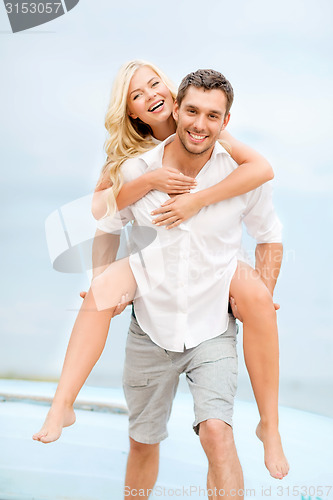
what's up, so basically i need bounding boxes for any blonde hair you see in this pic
[218,139,232,155]
[98,60,177,217]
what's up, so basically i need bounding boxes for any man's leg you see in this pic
[123,315,180,499]
[124,438,159,499]
[185,318,241,499]
[199,419,243,500]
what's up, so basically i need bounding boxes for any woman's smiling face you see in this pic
[127,66,174,129]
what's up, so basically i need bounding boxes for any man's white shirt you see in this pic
[97,134,282,352]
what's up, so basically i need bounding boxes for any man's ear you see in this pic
[221,112,231,131]
[172,100,179,123]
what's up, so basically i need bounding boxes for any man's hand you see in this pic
[112,294,132,317]
[151,193,203,229]
[79,291,132,317]
[229,296,280,322]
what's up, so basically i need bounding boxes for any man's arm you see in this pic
[92,201,133,280]
[80,228,121,300]
[255,242,283,296]
[242,181,283,297]
[92,228,120,279]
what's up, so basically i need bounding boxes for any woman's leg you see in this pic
[229,261,289,479]
[32,257,136,444]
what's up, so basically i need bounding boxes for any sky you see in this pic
[0,0,332,416]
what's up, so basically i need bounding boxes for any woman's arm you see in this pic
[151,132,274,229]
[213,129,274,201]
[92,168,196,220]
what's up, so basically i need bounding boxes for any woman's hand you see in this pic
[149,168,197,194]
[151,192,203,229]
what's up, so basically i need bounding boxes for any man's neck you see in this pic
[163,134,214,177]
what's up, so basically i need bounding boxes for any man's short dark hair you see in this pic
[177,69,234,117]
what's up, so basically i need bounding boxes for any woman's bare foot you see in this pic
[32,404,76,444]
[256,421,289,479]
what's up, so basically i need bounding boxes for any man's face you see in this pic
[173,86,230,156]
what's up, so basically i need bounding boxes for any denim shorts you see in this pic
[122,314,238,444]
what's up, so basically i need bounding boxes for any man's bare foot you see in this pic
[32,404,76,444]
[256,421,289,479]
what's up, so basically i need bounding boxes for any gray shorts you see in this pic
[122,314,238,444]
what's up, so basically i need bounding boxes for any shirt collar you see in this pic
[139,134,176,171]
[211,139,231,160]
[139,133,230,171]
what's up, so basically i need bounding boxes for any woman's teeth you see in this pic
[149,100,164,112]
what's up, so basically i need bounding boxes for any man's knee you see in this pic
[129,437,159,458]
[199,419,238,469]
[199,419,234,451]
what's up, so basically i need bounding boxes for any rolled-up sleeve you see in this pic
[96,207,133,234]
[242,182,283,243]
[96,157,146,234]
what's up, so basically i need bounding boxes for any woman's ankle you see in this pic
[51,398,74,410]
[258,419,279,432]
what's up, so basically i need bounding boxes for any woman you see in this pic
[33,60,289,480]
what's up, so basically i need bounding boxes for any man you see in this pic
[97,69,283,499]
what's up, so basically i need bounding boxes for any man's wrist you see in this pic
[256,271,276,296]
[262,279,275,296]
[255,243,282,297]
